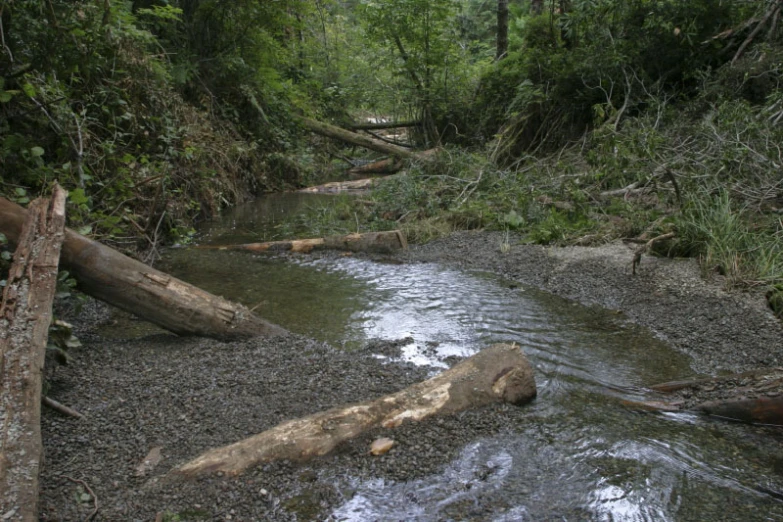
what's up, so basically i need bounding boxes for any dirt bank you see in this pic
[400,231,783,375]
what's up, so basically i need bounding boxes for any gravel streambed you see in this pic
[39,231,783,520]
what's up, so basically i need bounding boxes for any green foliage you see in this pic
[469,0,752,157]
[674,191,783,287]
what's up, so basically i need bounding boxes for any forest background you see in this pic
[1,0,782,315]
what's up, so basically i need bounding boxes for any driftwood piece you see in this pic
[198,230,408,255]
[171,343,536,478]
[631,232,675,275]
[0,185,67,522]
[0,197,286,341]
[625,368,783,425]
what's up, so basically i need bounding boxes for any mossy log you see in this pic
[199,230,408,255]
[0,185,67,522]
[0,197,286,341]
[171,343,536,478]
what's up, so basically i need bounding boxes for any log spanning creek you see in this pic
[100,193,783,521]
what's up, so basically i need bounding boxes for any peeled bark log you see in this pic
[0,186,67,522]
[171,343,536,478]
[199,230,408,255]
[0,197,286,341]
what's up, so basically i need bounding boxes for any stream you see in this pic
[151,193,783,521]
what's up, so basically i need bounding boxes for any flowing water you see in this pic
[156,194,783,521]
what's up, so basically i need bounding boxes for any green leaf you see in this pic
[1,251,11,261]
[14,187,26,196]
[69,188,89,206]
[0,232,6,244]
[30,146,44,157]
[76,225,92,235]
[21,83,35,97]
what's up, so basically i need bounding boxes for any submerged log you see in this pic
[0,197,286,341]
[0,185,67,522]
[199,230,408,255]
[626,368,783,425]
[171,343,536,478]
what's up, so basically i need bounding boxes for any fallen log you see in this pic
[347,157,404,176]
[171,343,536,478]
[198,230,408,255]
[301,117,439,165]
[0,185,67,522]
[349,120,421,131]
[625,368,783,425]
[298,177,381,193]
[0,197,286,341]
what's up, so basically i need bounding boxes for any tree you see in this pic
[497,0,509,60]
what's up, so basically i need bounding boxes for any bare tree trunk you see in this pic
[0,197,286,341]
[496,0,509,60]
[0,185,67,522]
[170,343,536,478]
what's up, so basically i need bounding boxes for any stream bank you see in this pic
[39,228,783,521]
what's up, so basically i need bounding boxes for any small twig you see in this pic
[42,396,86,420]
[63,475,99,521]
[632,232,676,275]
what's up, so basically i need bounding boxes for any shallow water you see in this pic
[160,194,783,521]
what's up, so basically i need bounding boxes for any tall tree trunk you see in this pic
[531,0,544,15]
[0,198,286,341]
[0,185,67,522]
[497,0,509,61]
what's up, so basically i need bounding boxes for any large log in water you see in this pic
[172,343,536,478]
[199,230,408,255]
[0,186,67,522]
[0,197,286,341]
[626,369,783,425]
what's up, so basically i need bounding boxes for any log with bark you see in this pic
[170,343,536,478]
[0,185,67,522]
[624,368,783,425]
[198,230,408,255]
[347,157,404,176]
[299,117,438,163]
[0,197,286,341]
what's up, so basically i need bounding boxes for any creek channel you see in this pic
[142,193,783,520]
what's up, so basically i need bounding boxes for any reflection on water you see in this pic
[156,194,783,521]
